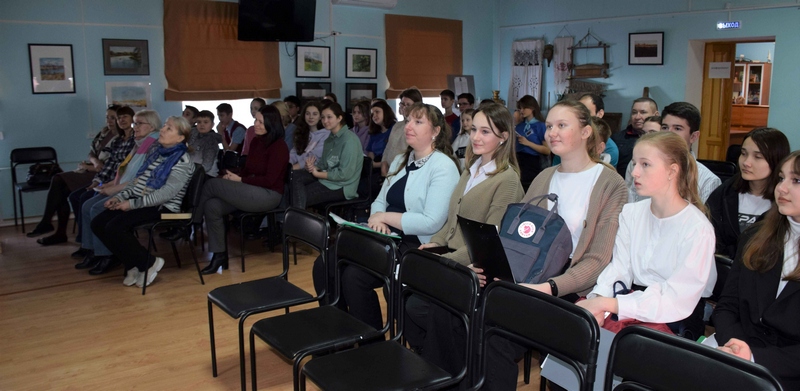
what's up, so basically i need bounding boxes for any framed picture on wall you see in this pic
[345,83,378,112]
[296,45,331,78]
[345,47,377,79]
[296,82,332,105]
[629,32,664,65]
[102,39,150,75]
[28,44,75,94]
[105,81,151,111]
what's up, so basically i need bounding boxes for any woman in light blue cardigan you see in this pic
[339,103,460,330]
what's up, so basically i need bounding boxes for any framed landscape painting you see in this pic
[102,39,150,75]
[105,81,151,111]
[345,83,378,112]
[346,47,377,79]
[296,82,332,106]
[629,32,664,65]
[28,44,75,94]
[296,45,331,78]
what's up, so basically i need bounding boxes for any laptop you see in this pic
[457,215,517,283]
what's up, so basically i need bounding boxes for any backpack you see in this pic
[26,162,62,187]
[498,193,572,284]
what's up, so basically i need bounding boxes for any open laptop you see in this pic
[457,215,517,283]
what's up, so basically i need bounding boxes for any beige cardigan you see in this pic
[429,166,525,266]
[525,164,627,297]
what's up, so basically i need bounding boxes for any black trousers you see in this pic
[92,206,160,271]
[517,152,543,191]
[291,169,346,209]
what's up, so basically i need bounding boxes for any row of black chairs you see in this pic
[205,208,781,391]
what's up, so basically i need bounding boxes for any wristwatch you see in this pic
[547,279,558,297]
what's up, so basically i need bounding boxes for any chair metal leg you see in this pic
[238,315,248,391]
[292,352,310,391]
[293,241,297,265]
[12,188,19,227]
[240,217,246,273]
[250,329,258,391]
[19,190,26,233]
[142,228,155,296]
[298,371,307,391]
[191,239,205,285]
[170,241,182,268]
[208,301,218,377]
[524,350,532,384]
[540,376,548,391]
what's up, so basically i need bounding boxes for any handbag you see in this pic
[498,193,572,284]
[26,162,62,186]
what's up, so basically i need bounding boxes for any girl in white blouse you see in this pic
[578,131,716,339]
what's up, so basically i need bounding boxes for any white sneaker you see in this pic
[123,268,140,286]
[136,257,165,287]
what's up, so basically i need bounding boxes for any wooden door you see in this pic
[698,42,735,160]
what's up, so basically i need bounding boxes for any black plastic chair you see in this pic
[207,208,330,391]
[698,159,738,184]
[472,281,601,391]
[319,156,373,221]
[10,147,58,233]
[229,163,293,272]
[726,144,742,165]
[606,325,783,391]
[299,249,479,391]
[706,254,734,327]
[248,226,398,391]
[134,164,206,295]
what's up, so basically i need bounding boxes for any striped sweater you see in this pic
[113,152,194,213]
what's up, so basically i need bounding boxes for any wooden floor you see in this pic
[0,222,542,390]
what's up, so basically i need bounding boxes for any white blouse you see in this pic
[589,199,716,323]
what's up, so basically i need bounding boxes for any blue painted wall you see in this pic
[736,42,775,62]
[493,0,800,148]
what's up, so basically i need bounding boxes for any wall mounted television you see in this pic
[238,0,316,42]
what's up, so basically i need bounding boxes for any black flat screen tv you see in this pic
[238,0,316,42]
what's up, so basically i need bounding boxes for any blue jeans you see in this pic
[80,194,113,256]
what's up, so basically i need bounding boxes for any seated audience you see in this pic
[192,106,289,274]
[713,150,800,390]
[478,100,627,390]
[578,131,715,341]
[188,110,221,178]
[451,108,473,170]
[289,101,327,170]
[367,100,397,167]
[324,93,354,129]
[593,117,614,164]
[75,110,161,274]
[416,102,524,383]
[578,93,619,167]
[351,100,371,154]
[182,105,199,130]
[612,97,659,176]
[216,103,247,153]
[269,100,296,155]
[241,98,267,156]
[290,102,363,209]
[381,88,423,176]
[283,95,302,124]
[626,102,721,203]
[449,93,475,143]
[440,89,457,126]
[27,104,121,244]
[514,95,549,190]
[707,127,789,259]
[641,115,662,134]
[91,116,194,288]
[319,103,460,330]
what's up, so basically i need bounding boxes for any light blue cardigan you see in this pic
[371,150,460,243]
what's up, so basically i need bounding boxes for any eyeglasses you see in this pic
[133,122,148,127]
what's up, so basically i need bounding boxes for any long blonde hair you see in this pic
[635,131,705,214]
[464,102,519,176]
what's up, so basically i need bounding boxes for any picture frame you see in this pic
[102,39,150,75]
[105,81,152,111]
[28,44,75,94]
[345,83,378,112]
[345,47,377,79]
[629,32,664,65]
[296,82,332,106]
[296,45,331,78]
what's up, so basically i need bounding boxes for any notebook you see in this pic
[328,212,401,239]
[457,215,517,282]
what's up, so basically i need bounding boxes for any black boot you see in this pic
[71,248,91,259]
[75,254,100,270]
[89,256,121,275]
[159,227,189,241]
[201,252,229,275]
[26,222,54,238]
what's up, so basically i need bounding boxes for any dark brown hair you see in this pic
[368,100,396,135]
[731,127,790,201]
[389,103,459,176]
[293,101,323,153]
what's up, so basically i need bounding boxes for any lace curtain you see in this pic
[508,39,544,107]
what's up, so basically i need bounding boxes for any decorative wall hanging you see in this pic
[28,44,75,94]
[296,82,332,105]
[296,45,331,78]
[105,81,151,111]
[346,47,377,79]
[629,32,664,65]
[102,39,150,75]
[569,30,610,79]
[508,39,544,108]
[345,83,378,111]
[553,36,573,97]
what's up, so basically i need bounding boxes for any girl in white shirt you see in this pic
[579,131,716,339]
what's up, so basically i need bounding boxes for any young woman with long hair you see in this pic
[366,100,397,167]
[290,101,327,170]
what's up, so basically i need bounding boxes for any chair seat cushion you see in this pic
[251,306,376,359]
[302,340,453,391]
[208,277,314,318]
[16,182,50,192]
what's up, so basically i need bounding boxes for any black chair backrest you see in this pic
[282,207,329,255]
[10,147,58,182]
[181,164,206,212]
[479,281,600,391]
[698,159,738,183]
[355,156,373,199]
[726,144,742,165]
[606,326,783,391]
[711,254,734,302]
